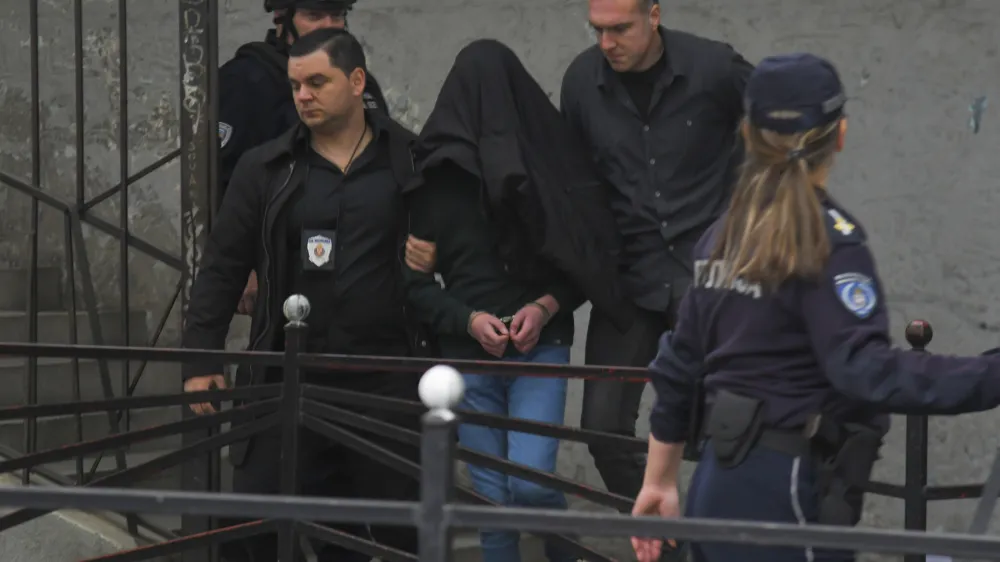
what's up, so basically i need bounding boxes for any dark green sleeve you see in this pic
[543,276,586,317]
[403,182,476,337]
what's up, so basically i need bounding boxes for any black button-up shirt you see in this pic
[560,27,753,312]
[284,120,410,355]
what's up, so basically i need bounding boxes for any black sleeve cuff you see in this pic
[543,281,585,317]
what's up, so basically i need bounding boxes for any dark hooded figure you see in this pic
[408,40,631,331]
[401,39,630,562]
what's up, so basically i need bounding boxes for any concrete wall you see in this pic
[2,0,1000,559]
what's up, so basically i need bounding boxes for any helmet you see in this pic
[264,0,356,12]
[266,0,356,47]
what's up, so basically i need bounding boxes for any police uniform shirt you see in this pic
[647,193,1000,445]
[217,52,300,197]
[284,117,408,355]
[680,196,883,431]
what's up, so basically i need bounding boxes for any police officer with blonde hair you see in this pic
[633,52,1000,562]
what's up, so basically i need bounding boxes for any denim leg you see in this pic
[507,345,576,562]
[457,373,520,562]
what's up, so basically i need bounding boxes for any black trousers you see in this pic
[219,372,422,562]
[585,302,689,562]
[582,303,676,502]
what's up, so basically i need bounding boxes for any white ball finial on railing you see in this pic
[283,294,311,323]
[419,365,465,412]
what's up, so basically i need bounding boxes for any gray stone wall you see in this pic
[2,0,1000,558]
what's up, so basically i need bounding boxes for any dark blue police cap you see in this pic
[744,53,846,135]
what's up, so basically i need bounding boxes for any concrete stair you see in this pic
[0,405,183,454]
[0,309,150,345]
[0,358,181,406]
[0,266,186,560]
[0,265,183,490]
[0,468,176,562]
[0,266,65,312]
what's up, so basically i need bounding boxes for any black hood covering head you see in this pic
[411,39,634,332]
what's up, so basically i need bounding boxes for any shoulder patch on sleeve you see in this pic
[825,208,865,244]
[833,272,877,318]
[218,122,233,148]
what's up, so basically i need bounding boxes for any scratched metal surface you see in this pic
[1,1,999,560]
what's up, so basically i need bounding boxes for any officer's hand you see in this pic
[510,303,548,354]
[237,271,258,315]
[631,484,680,562]
[468,312,509,358]
[184,374,227,416]
[405,236,437,273]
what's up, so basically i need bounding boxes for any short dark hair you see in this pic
[287,27,367,76]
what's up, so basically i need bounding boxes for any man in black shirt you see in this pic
[182,27,419,562]
[220,0,390,316]
[560,0,753,507]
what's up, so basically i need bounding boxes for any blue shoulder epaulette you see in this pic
[823,206,866,244]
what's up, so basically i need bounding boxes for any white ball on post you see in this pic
[282,294,311,323]
[419,364,465,412]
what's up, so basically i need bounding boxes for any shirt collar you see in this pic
[291,109,384,149]
[367,110,387,141]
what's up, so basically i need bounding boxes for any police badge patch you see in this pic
[306,234,333,267]
[833,272,877,318]
[218,122,233,148]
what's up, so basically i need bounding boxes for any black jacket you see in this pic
[405,39,635,332]
[405,162,578,360]
[183,112,424,384]
[184,111,426,468]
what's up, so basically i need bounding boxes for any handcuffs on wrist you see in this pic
[468,301,552,335]
[526,301,552,323]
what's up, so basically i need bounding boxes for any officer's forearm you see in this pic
[825,334,1000,416]
[642,435,684,488]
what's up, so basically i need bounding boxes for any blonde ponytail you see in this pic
[711,118,841,290]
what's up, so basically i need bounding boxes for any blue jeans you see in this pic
[458,345,575,562]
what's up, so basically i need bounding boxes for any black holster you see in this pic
[683,374,707,462]
[704,390,766,469]
[813,422,883,526]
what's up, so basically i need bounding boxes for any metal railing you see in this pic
[0,296,998,561]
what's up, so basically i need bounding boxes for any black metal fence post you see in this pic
[903,319,933,562]
[278,295,309,562]
[418,365,465,562]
